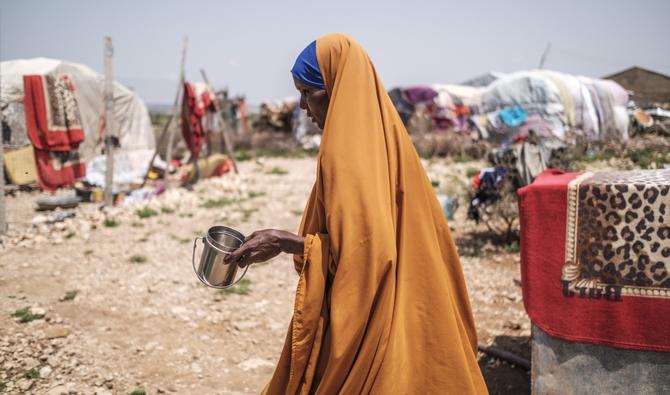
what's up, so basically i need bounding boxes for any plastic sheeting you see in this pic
[478,70,628,142]
[85,148,164,190]
[433,84,481,108]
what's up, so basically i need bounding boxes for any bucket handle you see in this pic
[192,236,250,289]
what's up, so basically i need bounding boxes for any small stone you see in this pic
[22,357,39,368]
[45,326,70,339]
[167,385,177,392]
[17,378,34,391]
[40,365,53,378]
[94,388,112,395]
[233,320,259,331]
[47,355,58,366]
[31,306,47,318]
[238,357,273,371]
[32,215,48,225]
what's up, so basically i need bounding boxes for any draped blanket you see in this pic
[181,82,215,159]
[518,169,670,352]
[23,74,86,191]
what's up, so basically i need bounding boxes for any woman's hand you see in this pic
[225,229,304,268]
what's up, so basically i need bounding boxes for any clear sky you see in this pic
[2,0,669,105]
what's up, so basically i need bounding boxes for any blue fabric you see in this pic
[291,41,325,89]
[499,106,528,127]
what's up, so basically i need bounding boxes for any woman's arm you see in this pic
[224,229,304,267]
[279,231,305,255]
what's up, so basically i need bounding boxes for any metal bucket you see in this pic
[192,226,246,289]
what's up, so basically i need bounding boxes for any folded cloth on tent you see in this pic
[499,106,527,127]
[487,111,502,129]
[518,114,553,138]
[23,74,86,191]
[402,86,438,105]
[181,82,214,159]
[518,169,670,352]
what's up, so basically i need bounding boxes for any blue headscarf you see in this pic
[291,40,325,90]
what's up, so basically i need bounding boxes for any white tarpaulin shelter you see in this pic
[1,58,156,188]
[476,70,628,142]
[0,57,155,160]
[433,84,481,108]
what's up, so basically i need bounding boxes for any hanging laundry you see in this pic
[181,82,216,160]
[23,74,86,191]
[401,86,438,105]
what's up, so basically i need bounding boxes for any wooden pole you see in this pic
[163,36,188,187]
[103,37,115,206]
[0,134,6,235]
[200,68,238,174]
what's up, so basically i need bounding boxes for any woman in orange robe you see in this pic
[226,33,487,394]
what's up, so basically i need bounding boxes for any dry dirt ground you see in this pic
[1,157,530,395]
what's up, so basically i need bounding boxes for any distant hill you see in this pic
[147,102,261,114]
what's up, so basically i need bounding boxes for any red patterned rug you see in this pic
[23,74,86,191]
[518,169,670,352]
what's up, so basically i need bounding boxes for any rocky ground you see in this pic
[1,157,531,395]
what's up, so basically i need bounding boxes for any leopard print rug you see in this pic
[562,169,670,298]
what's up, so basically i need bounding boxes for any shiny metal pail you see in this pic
[192,226,246,289]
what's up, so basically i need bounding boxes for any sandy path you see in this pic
[1,157,529,394]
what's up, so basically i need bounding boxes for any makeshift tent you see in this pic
[1,58,156,189]
[433,84,481,107]
[431,84,481,130]
[477,70,629,142]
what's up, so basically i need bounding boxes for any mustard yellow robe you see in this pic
[263,33,487,395]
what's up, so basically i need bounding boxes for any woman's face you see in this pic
[294,77,329,129]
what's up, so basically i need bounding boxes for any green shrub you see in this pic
[200,198,234,209]
[219,278,251,296]
[129,255,148,263]
[267,166,289,175]
[136,207,159,219]
[23,367,40,379]
[62,290,78,301]
[103,218,120,227]
[12,307,39,323]
[235,150,253,162]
